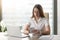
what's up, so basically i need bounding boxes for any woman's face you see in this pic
[34,8,40,17]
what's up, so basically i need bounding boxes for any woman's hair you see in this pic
[31,4,45,18]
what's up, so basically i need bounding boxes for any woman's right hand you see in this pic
[23,30,29,35]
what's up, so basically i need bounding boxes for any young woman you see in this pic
[23,4,50,40]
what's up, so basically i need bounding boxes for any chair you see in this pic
[44,13,49,19]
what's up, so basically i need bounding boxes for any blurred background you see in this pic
[0,0,54,35]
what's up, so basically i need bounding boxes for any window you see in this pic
[2,0,54,34]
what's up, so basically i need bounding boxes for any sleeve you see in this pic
[44,19,49,27]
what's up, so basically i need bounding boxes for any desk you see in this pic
[0,32,8,40]
[7,34,60,40]
[0,32,60,40]
[38,35,60,40]
[52,35,60,40]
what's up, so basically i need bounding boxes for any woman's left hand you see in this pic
[32,29,40,34]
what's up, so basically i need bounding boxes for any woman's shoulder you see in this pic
[41,17,49,24]
[42,17,48,21]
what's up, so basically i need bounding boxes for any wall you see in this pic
[0,0,2,21]
[57,0,60,35]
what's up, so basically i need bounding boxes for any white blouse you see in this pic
[26,17,49,33]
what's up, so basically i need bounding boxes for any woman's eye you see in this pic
[34,11,38,13]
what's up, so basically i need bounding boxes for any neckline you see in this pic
[32,17,42,24]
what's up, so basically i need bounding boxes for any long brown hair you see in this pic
[31,4,45,18]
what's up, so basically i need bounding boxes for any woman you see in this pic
[23,4,50,40]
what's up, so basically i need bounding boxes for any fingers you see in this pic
[32,30,40,34]
[23,30,29,35]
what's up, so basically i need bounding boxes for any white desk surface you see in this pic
[0,32,60,40]
[39,35,60,40]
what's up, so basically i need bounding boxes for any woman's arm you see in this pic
[23,24,30,35]
[41,25,50,35]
